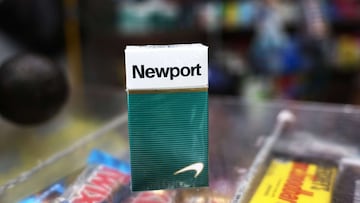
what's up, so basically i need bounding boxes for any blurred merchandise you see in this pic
[56,165,130,203]
[87,149,131,174]
[336,35,360,69]
[224,1,238,29]
[209,63,239,95]
[70,0,360,101]
[249,158,337,203]
[277,0,300,25]
[18,173,83,203]
[236,1,256,28]
[56,150,131,203]
[0,0,358,101]
[243,77,274,102]
[116,0,180,34]
[20,183,65,203]
[197,1,223,32]
[209,50,245,95]
[273,74,306,99]
[1,1,360,201]
[18,149,130,203]
[1,93,360,202]
[332,0,360,21]
[302,0,329,39]
[251,0,289,75]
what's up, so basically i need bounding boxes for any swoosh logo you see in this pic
[174,162,204,178]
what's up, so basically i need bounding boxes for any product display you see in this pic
[19,183,65,203]
[55,165,130,203]
[17,166,86,203]
[87,149,131,174]
[18,150,129,203]
[249,158,337,203]
[2,0,360,202]
[54,150,131,203]
[1,90,359,203]
[125,44,209,191]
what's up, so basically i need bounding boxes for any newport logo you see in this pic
[174,162,204,178]
[132,64,202,80]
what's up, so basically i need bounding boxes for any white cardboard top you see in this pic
[125,44,208,90]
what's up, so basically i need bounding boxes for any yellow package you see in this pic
[249,159,337,203]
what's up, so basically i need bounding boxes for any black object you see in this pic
[0,54,69,125]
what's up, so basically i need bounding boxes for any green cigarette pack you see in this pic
[125,44,208,191]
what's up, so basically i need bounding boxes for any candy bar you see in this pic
[249,158,337,203]
[56,165,130,203]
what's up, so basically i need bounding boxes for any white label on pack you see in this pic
[125,44,208,90]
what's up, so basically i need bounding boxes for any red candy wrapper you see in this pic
[55,165,130,203]
[125,190,173,203]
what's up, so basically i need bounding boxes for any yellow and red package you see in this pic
[249,158,337,203]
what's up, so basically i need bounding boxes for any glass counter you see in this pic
[0,88,359,202]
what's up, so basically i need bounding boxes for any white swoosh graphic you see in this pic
[174,162,204,178]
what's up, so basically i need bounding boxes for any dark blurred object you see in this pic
[0,0,64,54]
[0,54,69,125]
[333,0,360,21]
[209,64,240,95]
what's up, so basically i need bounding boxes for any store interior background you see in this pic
[0,1,360,202]
[0,0,360,104]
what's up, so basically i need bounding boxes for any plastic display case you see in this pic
[0,88,359,202]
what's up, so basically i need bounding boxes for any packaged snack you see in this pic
[19,183,65,203]
[20,150,130,203]
[19,169,82,203]
[55,165,130,203]
[125,44,209,191]
[249,158,337,203]
[87,149,130,174]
